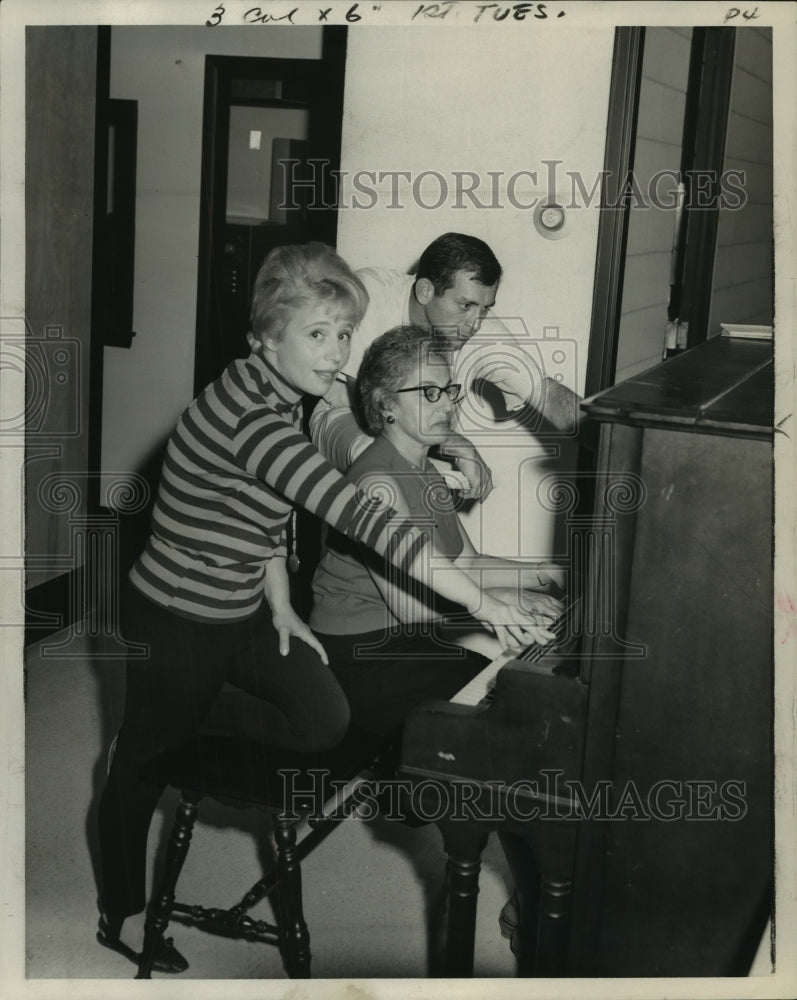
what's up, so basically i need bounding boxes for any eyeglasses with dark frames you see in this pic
[394,383,464,404]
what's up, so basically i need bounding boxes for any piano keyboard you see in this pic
[450,599,578,707]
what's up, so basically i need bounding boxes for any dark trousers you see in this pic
[318,625,488,737]
[97,585,350,919]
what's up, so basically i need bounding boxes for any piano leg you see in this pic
[438,819,490,977]
[499,827,575,976]
[536,873,572,976]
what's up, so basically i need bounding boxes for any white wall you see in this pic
[337,27,614,558]
[101,26,323,482]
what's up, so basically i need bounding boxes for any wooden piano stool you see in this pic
[402,659,588,977]
[135,694,390,979]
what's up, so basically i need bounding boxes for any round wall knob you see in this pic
[533,200,568,239]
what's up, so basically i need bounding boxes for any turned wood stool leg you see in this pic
[273,816,311,978]
[439,821,490,977]
[137,793,199,979]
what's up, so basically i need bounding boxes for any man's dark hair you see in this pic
[415,232,502,295]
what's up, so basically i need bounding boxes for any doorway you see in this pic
[585,25,774,394]
[193,27,347,393]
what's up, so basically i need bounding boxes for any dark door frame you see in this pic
[583,26,646,398]
[193,28,347,394]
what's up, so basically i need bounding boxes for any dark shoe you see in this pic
[498,892,519,939]
[509,926,535,974]
[97,918,189,974]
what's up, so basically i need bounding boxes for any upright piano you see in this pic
[401,333,774,977]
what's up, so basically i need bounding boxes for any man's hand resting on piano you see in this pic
[472,590,560,652]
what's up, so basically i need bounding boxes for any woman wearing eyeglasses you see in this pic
[310,325,565,739]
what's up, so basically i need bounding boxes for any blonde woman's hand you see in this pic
[488,587,564,623]
[271,605,329,665]
[473,591,557,652]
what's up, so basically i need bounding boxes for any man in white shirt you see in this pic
[307,232,582,497]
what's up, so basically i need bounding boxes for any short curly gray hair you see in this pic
[356,325,452,435]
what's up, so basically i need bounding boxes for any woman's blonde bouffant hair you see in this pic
[249,242,369,342]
